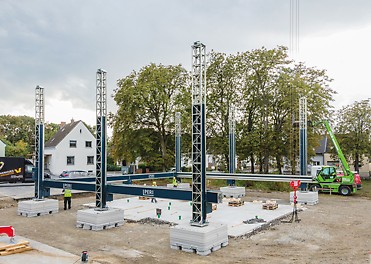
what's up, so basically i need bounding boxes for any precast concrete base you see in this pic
[166,183,190,189]
[76,208,124,231]
[170,222,228,256]
[290,191,318,205]
[17,199,59,217]
[220,186,246,198]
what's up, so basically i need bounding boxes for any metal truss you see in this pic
[228,105,236,185]
[191,41,207,226]
[96,69,107,209]
[35,86,44,200]
[175,112,181,173]
[299,97,307,176]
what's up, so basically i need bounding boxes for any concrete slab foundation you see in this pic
[220,186,246,198]
[170,222,228,256]
[290,191,318,205]
[76,208,125,231]
[17,199,59,217]
[85,196,295,238]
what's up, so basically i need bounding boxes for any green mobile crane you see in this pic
[308,120,357,196]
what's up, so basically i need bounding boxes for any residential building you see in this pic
[312,135,371,178]
[44,120,95,176]
[0,139,5,157]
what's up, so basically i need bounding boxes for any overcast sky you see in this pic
[1,0,371,127]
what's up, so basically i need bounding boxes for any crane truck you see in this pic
[308,120,359,196]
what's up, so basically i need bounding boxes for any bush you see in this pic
[107,164,121,171]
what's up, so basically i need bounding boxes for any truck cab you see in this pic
[309,165,356,195]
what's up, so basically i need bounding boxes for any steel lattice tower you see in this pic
[228,105,236,185]
[191,41,207,226]
[175,112,181,173]
[299,97,307,176]
[35,85,44,200]
[96,69,107,209]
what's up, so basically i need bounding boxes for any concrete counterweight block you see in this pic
[166,183,191,189]
[290,191,319,205]
[170,222,228,256]
[17,199,59,217]
[76,208,125,231]
[220,186,246,198]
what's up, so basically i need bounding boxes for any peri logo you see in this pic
[0,162,4,170]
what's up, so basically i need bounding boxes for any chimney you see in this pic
[71,118,75,123]
[60,121,66,129]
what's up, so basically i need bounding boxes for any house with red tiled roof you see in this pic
[44,120,95,176]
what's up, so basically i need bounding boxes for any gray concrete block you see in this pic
[170,222,228,256]
[290,191,318,205]
[76,208,125,231]
[17,199,59,217]
[220,186,246,198]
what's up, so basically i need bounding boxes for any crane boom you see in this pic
[316,120,352,177]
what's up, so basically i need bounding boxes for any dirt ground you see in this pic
[0,190,370,264]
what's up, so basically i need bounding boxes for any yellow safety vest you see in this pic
[64,189,72,197]
[172,177,178,186]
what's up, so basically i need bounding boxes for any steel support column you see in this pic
[299,97,307,177]
[35,86,44,200]
[228,105,236,186]
[175,112,181,174]
[96,69,107,209]
[191,41,207,226]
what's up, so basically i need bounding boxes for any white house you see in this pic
[0,139,6,157]
[44,120,96,176]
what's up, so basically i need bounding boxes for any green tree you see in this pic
[0,115,61,158]
[111,63,190,171]
[205,47,335,174]
[5,139,29,157]
[335,99,371,172]
[206,52,243,169]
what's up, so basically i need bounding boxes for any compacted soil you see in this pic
[0,190,370,264]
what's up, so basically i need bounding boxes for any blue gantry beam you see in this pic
[42,178,222,203]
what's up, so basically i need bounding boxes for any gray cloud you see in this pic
[1,0,371,123]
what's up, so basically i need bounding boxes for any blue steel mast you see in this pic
[228,105,236,186]
[299,97,307,176]
[95,69,108,209]
[35,85,44,200]
[191,41,207,226]
[175,112,181,174]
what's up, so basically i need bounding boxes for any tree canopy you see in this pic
[109,46,338,173]
[111,63,190,171]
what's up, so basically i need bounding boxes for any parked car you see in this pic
[59,170,88,178]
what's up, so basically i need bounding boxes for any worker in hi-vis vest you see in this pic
[151,181,157,203]
[62,187,72,210]
[172,176,178,187]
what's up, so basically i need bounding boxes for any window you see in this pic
[87,156,94,165]
[67,156,75,165]
[85,141,92,148]
[70,140,77,148]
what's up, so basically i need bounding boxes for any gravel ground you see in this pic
[0,190,370,264]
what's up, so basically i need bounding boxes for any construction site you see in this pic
[0,41,370,264]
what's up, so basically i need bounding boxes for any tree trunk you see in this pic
[250,154,255,174]
[276,155,282,174]
[354,153,360,172]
